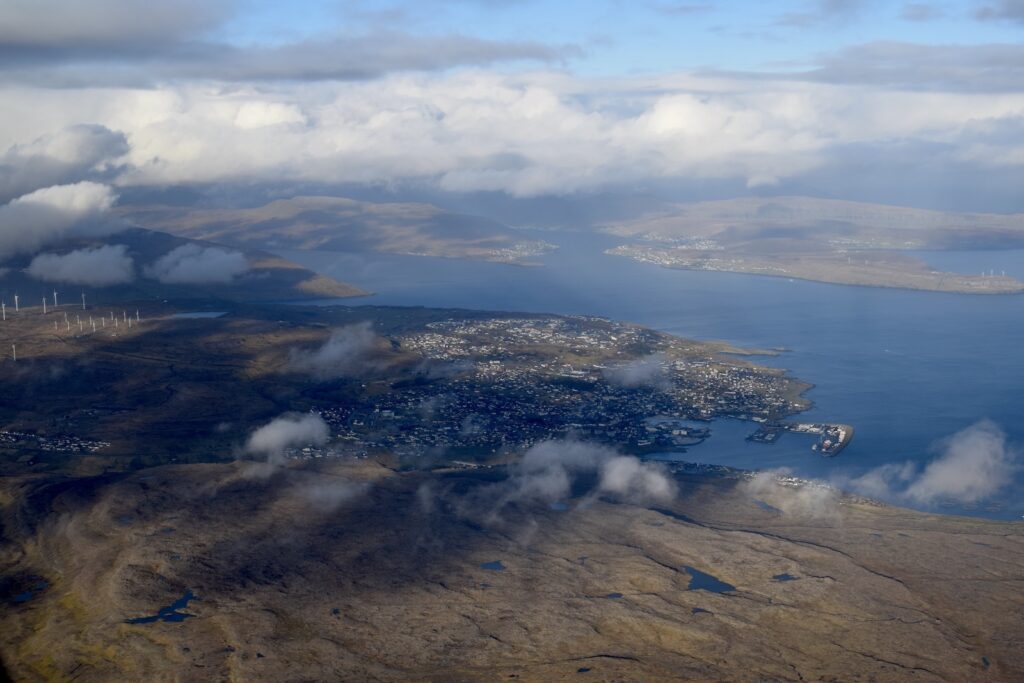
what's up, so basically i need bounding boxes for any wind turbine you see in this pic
[1,302,5,321]
[42,297,47,315]
[14,294,18,312]
[10,344,15,362]
[81,293,86,310]
[53,290,58,307]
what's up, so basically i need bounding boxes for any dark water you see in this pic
[11,579,48,604]
[605,592,624,599]
[773,573,799,582]
[169,311,227,319]
[280,237,1024,520]
[683,566,736,593]
[125,590,197,624]
[480,560,505,572]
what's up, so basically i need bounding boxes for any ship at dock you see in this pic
[747,422,855,456]
[809,424,855,456]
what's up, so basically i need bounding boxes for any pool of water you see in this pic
[683,566,736,593]
[125,590,198,624]
[169,311,227,319]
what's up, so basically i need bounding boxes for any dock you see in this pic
[746,421,855,456]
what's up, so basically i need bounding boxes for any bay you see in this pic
[278,234,1024,520]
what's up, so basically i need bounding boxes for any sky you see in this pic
[1,0,1023,216]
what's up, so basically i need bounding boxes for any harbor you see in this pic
[747,422,855,456]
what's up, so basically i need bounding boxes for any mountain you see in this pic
[118,196,556,264]
[0,228,366,305]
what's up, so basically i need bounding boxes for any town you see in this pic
[299,316,808,462]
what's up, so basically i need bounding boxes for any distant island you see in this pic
[0,227,366,305]
[609,243,1024,294]
[604,196,1024,294]
[119,196,556,266]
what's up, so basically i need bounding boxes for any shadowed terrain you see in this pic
[0,228,365,305]
[119,197,555,265]
[1,461,1021,681]
[0,302,1020,681]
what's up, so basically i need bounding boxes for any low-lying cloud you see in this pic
[245,412,330,464]
[0,181,120,260]
[290,478,368,513]
[604,353,669,389]
[739,468,841,518]
[26,243,134,285]
[497,439,677,508]
[848,420,1020,505]
[144,243,248,284]
[289,322,388,379]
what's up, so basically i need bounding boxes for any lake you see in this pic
[279,234,1024,520]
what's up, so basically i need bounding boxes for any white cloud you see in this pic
[245,413,330,462]
[0,67,1021,200]
[290,479,368,513]
[144,243,248,284]
[27,244,134,285]
[507,439,677,506]
[849,420,1020,505]
[289,322,386,379]
[604,353,669,389]
[599,455,678,502]
[0,181,119,260]
[739,468,841,518]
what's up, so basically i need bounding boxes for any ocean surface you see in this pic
[279,234,1024,520]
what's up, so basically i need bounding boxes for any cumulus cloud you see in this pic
[739,468,841,518]
[604,353,669,389]
[0,181,120,260]
[0,64,1021,199]
[0,124,128,202]
[289,322,388,379]
[848,420,1020,505]
[500,439,677,508]
[245,413,330,463]
[26,244,134,285]
[144,243,248,284]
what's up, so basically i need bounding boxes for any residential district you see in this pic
[288,316,808,461]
